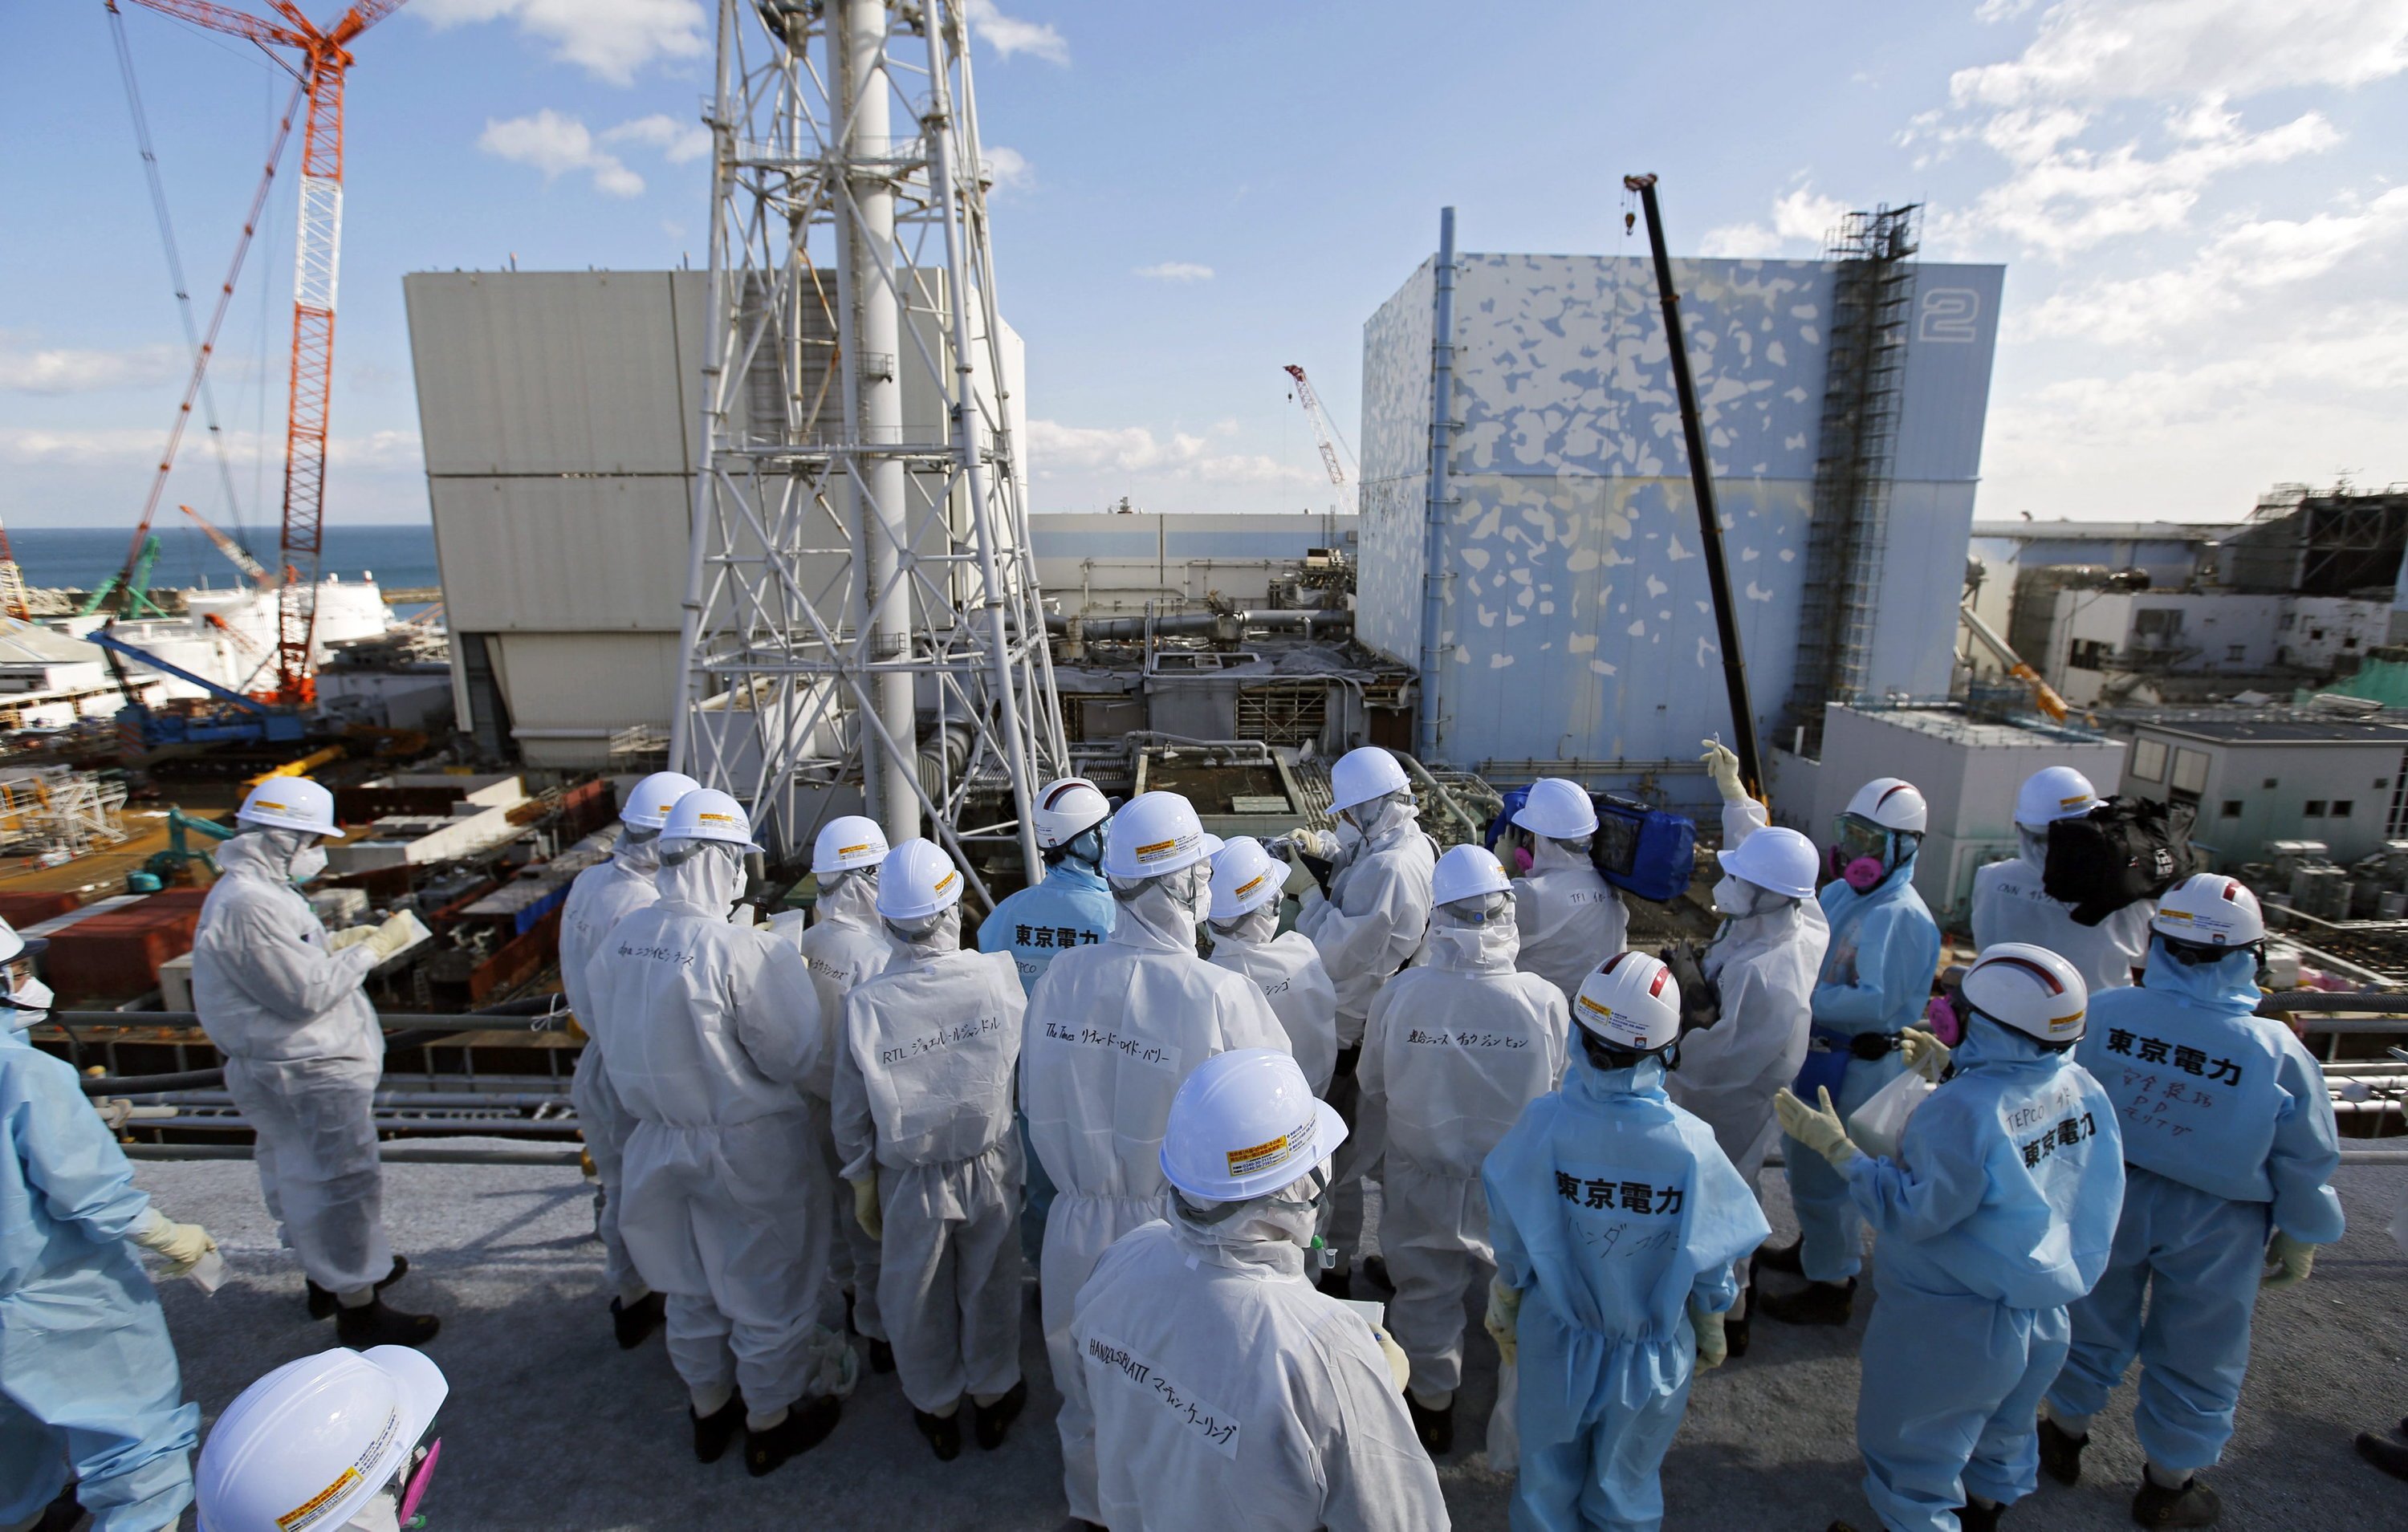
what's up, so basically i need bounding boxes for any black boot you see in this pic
[1756,1237,1805,1276]
[306,1255,409,1320]
[1725,1308,1751,1359]
[1406,1395,1454,1456]
[1755,1277,1855,1327]
[612,1290,665,1350]
[1958,1500,2003,1532]
[2358,1431,2408,1483]
[973,1379,1027,1450]
[37,1484,87,1532]
[2131,1475,2221,1527]
[868,1337,896,1373]
[691,1392,746,1464]
[1361,1255,1392,1292]
[913,1405,963,1461]
[335,1296,440,1348]
[2038,1415,2088,1485]
[745,1395,842,1477]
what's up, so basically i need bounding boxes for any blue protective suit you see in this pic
[1785,852,1942,1282]
[979,859,1117,994]
[1482,1048,1768,1532]
[2,1029,197,1531]
[2044,943,2343,1472]
[1844,1020,2125,1532]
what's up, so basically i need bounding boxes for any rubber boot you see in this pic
[868,1338,896,1374]
[691,1393,746,1464]
[913,1405,963,1462]
[2357,1431,2408,1483]
[973,1379,1027,1451]
[2131,1476,2221,1527]
[336,1296,440,1349]
[1361,1255,1392,1293]
[1756,1236,1805,1276]
[612,1290,665,1350]
[2038,1415,2088,1485]
[1958,1500,2003,1532]
[1727,1275,1754,1359]
[36,1484,87,1532]
[1755,1277,1855,1327]
[306,1255,408,1320]
[1406,1395,1454,1456]
[745,1395,841,1477]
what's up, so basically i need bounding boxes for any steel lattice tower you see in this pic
[671,0,1066,892]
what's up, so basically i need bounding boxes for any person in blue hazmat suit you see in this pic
[2,917,215,1532]
[1779,942,2125,1532]
[1482,951,1768,1532]
[1759,776,1945,1327]
[2039,876,2343,1527]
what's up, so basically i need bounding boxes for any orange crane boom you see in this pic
[1282,364,1351,489]
[180,504,277,589]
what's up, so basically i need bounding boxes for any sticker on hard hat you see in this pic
[2048,1009,2086,1035]
[698,812,736,824]
[653,803,677,815]
[933,872,958,895]
[278,1406,398,1529]
[1235,872,1268,899]
[1226,1115,1314,1179]
[1134,834,1195,865]
[838,843,871,857]
[255,801,287,813]
[2060,794,2091,808]
[1576,994,1629,1030]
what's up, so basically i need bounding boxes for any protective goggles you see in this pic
[1832,815,1889,864]
[1174,1163,1332,1226]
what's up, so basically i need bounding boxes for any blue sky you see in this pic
[4,0,2406,539]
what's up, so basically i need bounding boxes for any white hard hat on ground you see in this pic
[236,777,338,837]
[1033,778,1112,851]
[813,815,889,876]
[620,771,702,831]
[1960,942,2090,1046]
[1717,825,1820,900]
[877,838,964,921]
[1102,791,1209,880]
[195,1345,448,1532]
[1210,838,1284,920]
[1844,777,1929,835]
[1431,843,1513,907]
[2151,874,2266,949]
[2015,766,2102,829]
[1327,746,1410,815]
[1572,951,1682,1054]
[1159,1048,1348,1202]
[1511,778,1599,840]
[659,788,764,853]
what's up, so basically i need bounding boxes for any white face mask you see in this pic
[5,974,54,1031]
[1712,876,1763,918]
[288,845,329,884]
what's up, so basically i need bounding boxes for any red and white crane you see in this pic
[1282,364,1355,490]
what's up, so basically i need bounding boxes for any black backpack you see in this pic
[2043,796,2195,927]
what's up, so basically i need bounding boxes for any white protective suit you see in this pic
[193,831,393,1294]
[1207,904,1340,1095]
[584,847,848,1418]
[1065,1190,1450,1532]
[832,917,1026,1413]
[559,833,665,1305]
[1359,910,1568,1400]
[1511,834,1628,1006]
[771,872,899,1342]
[1023,876,1290,1524]
[1970,839,2151,997]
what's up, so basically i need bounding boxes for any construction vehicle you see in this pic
[88,625,307,750]
[78,535,169,619]
[136,806,238,888]
[1959,601,2070,722]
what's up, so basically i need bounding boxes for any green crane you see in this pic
[79,534,169,619]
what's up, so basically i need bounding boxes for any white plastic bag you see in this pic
[1849,1064,1934,1162]
[1487,1360,1519,1473]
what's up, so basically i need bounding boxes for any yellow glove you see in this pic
[129,1209,218,1277]
[1699,739,1747,803]
[364,911,426,961]
[1373,1326,1409,1392]
[1775,1085,1861,1170]
[1690,1302,1728,1370]
[1898,1026,1951,1079]
[1286,827,1337,861]
[2262,1230,2316,1290]
[1484,1278,1523,1367]
[851,1174,882,1240]
[326,924,378,953]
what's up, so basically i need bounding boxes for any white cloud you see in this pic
[416,0,707,86]
[1697,184,1852,258]
[603,112,711,165]
[1975,0,2040,22]
[479,111,645,197]
[966,0,1069,66]
[1028,420,1318,486]
[1135,262,1214,282]
[982,145,1034,193]
[0,338,182,394]
[1950,0,2408,108]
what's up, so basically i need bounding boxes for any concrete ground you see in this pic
[132,1153,2408,1531]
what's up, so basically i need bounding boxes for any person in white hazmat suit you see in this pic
[1506,777,1628,1006]
[1358,842,1568,1453]
[769,815,899,1371]
[1282,745,1438,1294]
[559,769,698,1351]
[1971,766,2152,996]
[1023,790,1291,1528]
[832,838,1031,1461]
[1206,835,1340,1095]
[582,790,855,1478]
[1066,1048,1450,1532]
[192,777,434,1349]
[1664,741,1832,1356]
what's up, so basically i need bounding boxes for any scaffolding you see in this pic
[1784,203,1921,754]
[0,766,131,859]
[669,0,1065,888]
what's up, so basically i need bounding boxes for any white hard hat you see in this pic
[1844,777,1928,835]
[813,815,889,876]
[1717,825,1819,900]
[2015,766,2101,829]
[2152,873,2265,948]
[1511,778,1599,839]
[1572,951,1681,1054]
[195,1345,448,1532]
[1209,837,1283,920]
[236,777,338,837]
[0,916,37,968]
[1102,791,1209,880]
[1327,746,1409,814]
[1159,1048,1348,1202]
[877,838,964,921]
[659,787,764,853]
[620,770,702,831]
[1960,941,2089,1046]
[1431,843,1513,907]
[1032,778,1112,851]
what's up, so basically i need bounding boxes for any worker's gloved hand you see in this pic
[1699,739,1747,804]
[1775,1086,1862,1170]
[2262,1229,2316,1290]
[94,1097,135,1133]
[1286,827,1337,862]
[363,911,424,961]
[326,924,378,953]
[1483,1278,1523,1367]
[850,1174,882,1240]
[1373,1325,1410,1392]
[129,1208,218,1278]
[1690,1302,1728,1371]
[1898,1026,1951,1079]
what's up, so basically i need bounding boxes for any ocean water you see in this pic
[7,523,440,594]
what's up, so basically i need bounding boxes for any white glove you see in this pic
[1373,1326,1410,1392]
[1690,1302,1728,1370]
[1775,1085,1862,1170]
[1699,739,1747,803]
[129,1208,218,1277]
[851,1174,882,1240]
[326,924,378,953]
[1898,1026,1951,1079]
[363,911,426,961]
[1287,827,1338,861]
[1484,1278,1523,1367]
